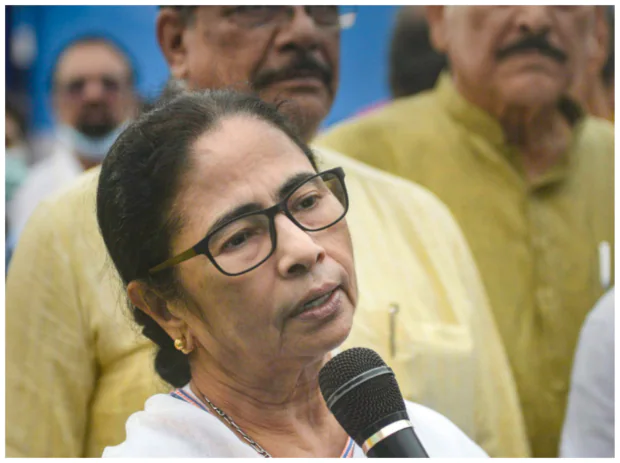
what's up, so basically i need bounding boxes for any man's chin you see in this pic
[498,74,566,108]
[260,88,332,141]
[77,119,118,138]
[260,81,331,101]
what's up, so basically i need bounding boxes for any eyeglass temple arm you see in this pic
[148,248,198,274]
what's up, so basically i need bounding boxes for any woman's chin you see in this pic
[299,307,354,357]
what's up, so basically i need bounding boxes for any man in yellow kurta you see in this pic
[317,6,614,458]
[5,6,527,458]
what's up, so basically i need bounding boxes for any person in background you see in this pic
[6,6,527,457]
[571,6,614,121]
[389,6,447,99]
[560,288,615,457]
[7,35,138,240]
[6,95,30,218]
[317,6,614,457]
[6,95,31,269]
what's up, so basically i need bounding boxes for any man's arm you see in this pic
[6,200,96,457]
[436,199,531,457]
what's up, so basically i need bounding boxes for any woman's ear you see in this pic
[128,280,186,335]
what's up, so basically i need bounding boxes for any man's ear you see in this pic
[156,8,191,81]
[589,7,610,75]
[128,280,185,338]
[425,6,449,54]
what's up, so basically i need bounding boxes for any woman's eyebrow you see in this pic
[206,171,316,234]
[277,171,316,201]
[207,203,263,235]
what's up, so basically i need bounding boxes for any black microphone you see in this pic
[319,347,429,458]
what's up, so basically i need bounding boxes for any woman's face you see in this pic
[170,115,357,367]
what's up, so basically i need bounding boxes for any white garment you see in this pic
[8,142,83,238]
[559,288,615,457]
[103,384,488,458]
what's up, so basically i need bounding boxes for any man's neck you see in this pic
[454,78,573,180]
[498,105,572,181]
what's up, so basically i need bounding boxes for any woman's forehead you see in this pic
[176,116,314,230]
[191,115,308,172]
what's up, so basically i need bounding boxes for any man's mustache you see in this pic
[251,53,333,92]
[496,33,567,63]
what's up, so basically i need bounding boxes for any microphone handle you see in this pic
[366,426,429,458]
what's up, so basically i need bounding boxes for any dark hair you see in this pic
[601,6,614,86]
[49,34,138,91]
[96,89,317,387]
[388,7,447,99]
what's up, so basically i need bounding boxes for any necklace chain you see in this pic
[195,389,272,458]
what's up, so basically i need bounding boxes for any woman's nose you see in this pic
[274,214,326,277]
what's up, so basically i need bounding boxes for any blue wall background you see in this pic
[8,5,399,135]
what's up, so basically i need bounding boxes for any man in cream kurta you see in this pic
[5,5,528,458]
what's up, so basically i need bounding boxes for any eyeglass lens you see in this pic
[208,171,347,275]
[228,6,355,30]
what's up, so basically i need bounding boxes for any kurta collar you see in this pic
[433,72,586,187]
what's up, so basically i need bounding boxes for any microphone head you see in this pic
[319,348,407,446]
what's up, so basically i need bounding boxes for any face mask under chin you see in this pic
[56,121,130,162]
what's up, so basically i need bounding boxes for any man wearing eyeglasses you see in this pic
[8,36,138,240]
[6,6,527,458]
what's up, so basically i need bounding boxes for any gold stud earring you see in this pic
[174,338,191,355]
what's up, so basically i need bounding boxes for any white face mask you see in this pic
[56,121,130,162]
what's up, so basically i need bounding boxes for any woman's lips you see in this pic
[293,288,341,321]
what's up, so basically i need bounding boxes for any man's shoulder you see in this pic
[571,116,615,178]
[17,166,102,244]
[577,116,615,151]
[581,115,615,134]
[344,90,441,128]
[39,165,101,215]
[313,145,449,208]
[317,91,444,145]
[312,146,463,244]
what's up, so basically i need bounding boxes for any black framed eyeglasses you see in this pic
[149,167,349,277]
[223,6,357,30]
